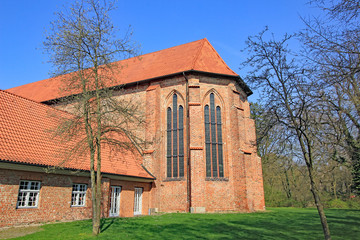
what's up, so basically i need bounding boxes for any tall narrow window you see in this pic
[109,186,121,217]
[178,105,184,177]
[134,187,143,215]
[204,93,224,178]
[172,94,178,177]
[167,107,172,177]
[166,93,184,178]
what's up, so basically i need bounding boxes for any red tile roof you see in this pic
[0,90,154,179]
[7,39,239,102]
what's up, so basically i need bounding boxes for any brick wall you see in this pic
[51,72,265,214]
[0,169,151,227]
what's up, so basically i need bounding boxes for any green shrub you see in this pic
[347,198,360,209]
[326,199,349,209]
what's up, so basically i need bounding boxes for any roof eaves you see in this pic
[141,163,157,180]
[43,70,252,103]
[0,159,155,181]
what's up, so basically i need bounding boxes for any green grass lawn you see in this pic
[5,208,360,240]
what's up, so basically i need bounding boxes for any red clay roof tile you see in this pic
[0,90,154,179]
[7,39,238,102]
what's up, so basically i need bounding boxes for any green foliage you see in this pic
[348,197,360,209]
[324,198,360,210]
[326,199,349,209]
[8,208,360,240]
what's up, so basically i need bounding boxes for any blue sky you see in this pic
[0,0,320,100]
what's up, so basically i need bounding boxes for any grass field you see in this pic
[1,208,359,240]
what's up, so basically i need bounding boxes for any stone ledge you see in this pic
[205,177,229,182]
[189,146,203,150]
[163,177,185,182]
[190,207,206,213]
[242,149,252,155]
[143,150,155,154]
[235,106,244,111]
[188,102,201,106]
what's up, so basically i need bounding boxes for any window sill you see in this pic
[163,177,185,182]
[205,177,229,182]
[16,206,38,209]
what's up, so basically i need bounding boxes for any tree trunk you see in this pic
[93,70,102,236]
[333,179,337,200]
[93,157,102,235]
[92,183,100,235]
[306,162,332,240]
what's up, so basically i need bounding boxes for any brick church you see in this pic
[0,39,265,227]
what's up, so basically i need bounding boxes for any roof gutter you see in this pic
[0,160,155,182]
[42,70,252,104]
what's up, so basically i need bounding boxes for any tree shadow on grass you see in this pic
[100,218,115,233]
[87,210,360,240]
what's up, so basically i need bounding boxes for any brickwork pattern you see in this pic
[0,169,151,227]
[93,73,266,213]
[1,73,265,227]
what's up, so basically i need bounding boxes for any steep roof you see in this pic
[7,39,241,102]
[0,90,154,180]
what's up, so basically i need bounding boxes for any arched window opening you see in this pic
[166,93,184,178]
[205,93,224,178]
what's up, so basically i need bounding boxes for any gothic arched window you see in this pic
[204,93,224,178]
[166,93,184,178]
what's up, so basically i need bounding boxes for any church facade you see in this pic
[0,39,265,227]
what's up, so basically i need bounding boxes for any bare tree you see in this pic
[309,0,360,22]
[242,28,331,240]
[43,0,143,235]
[302,0,360,196]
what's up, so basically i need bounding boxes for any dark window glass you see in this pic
[167,93,184,178]
[179,105,184,177]
[205,93,224,178]
[172,94,178,177]
[217,106,224,177]
[167,107,172,177]
[210,93,218,177]
[204,105,211,177]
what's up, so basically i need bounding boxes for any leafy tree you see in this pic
[43,0,143,235]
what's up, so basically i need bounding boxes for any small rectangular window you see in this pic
[17,180,41,208]
[71,184,87,207]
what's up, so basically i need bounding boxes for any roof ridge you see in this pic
[0,90,74,117]
[7,38,240,102]
[191,38,207,70]
[109,38,207,68]
[205,41,238,75]
[7,38,207,92]
[133,38,206,60]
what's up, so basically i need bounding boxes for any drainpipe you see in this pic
[183,72,192,212]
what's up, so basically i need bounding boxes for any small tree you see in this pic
[43,0,143,235]
[242,28,331,239]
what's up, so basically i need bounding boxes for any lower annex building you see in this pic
[0,39,265,227]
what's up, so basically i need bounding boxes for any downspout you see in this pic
[183,72,192,212]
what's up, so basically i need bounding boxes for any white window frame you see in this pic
[109,186,121,217]
[134,187,143,215]
[17,180,41,208]
[71,184,87,207]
